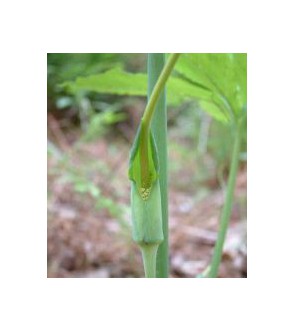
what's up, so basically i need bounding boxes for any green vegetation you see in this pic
[208,117,244,277]
[48,53,247,278]
[129,54,180,277]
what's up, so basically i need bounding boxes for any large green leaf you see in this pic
[64,66,212,102]
[63,65,230,123]
[175,53,247,118]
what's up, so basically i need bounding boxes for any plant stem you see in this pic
[143,53,180,128]
[208,120,242,278]
[140,54,180,185]
[147,54,171,277]
[140,244,159,278]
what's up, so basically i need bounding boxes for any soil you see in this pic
[47,131,247,278]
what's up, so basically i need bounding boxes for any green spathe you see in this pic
[129,124,163,278]
[128,121,159,200]
[128,112,163,277]
[131,179,163,246]
[131,179,163,278]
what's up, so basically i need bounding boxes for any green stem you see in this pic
[140,244,159,278]
[208,120,242,278]
[140,54,180,184]
[147,54,170,278]
[143,53,180,128]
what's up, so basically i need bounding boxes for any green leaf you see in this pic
[63,67,213,106]
[62,56,246,123]
[199,101,229,124]
[175,53,247,118]
[63,67,147,96]
[169,76,213,105]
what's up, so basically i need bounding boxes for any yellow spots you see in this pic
[139,187,151,200]
[138,173,154,200]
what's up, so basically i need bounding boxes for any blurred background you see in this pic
[47,53,247,278]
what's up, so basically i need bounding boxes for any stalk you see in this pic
[207,120,242,278]
[129,53,180,278]
[148,54,180,278]
[148,54,167,278]
[141,245,158,278]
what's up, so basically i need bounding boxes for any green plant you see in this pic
[129,54,180,277]
[61,53,247,278]
[179,54,247,278]
[207,117,244,277]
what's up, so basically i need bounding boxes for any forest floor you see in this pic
[47,121,247,278]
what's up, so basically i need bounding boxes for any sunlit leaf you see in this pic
[175,53,247,118]
[63,66,213,104]
[62,53,247,124]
